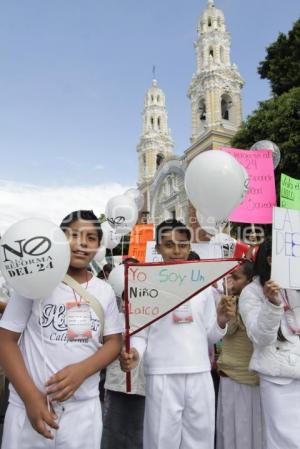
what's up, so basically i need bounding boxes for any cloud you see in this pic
[56,156,81,168]
[0,179,132,234]
[93,164,105,170]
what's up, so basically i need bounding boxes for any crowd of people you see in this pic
[0,211,299,449]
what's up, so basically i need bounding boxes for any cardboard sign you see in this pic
[221,148,276,224]
[280,174,300,211]
[145,241,222,263]
[128,224,154,262]
[125,259,241,335]
[271,207,300,289]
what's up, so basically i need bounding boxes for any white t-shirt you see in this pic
[132,287,226,375]
[0,276,123,406]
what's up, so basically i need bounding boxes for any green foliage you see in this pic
[99,213,106,224]
[231,87,300,180]
[258,19,300,96]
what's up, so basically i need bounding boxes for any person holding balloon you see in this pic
[0,210,123,449]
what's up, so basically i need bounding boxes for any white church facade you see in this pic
[136,0,244,233]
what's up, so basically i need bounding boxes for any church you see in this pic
[136,0,244,235]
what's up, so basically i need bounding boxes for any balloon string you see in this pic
[221,244,228,296]
[39,300,51,412]
[228,221,231,239]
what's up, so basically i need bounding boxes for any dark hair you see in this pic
[253,237,272,286]
[240,260,254,281]
[122,257,139,265]
[187,250,200,261]
[97,263,113,280]
[155,219,191,245]
[60,210,102,243]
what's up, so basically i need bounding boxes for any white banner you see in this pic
[145,241,222,263]
[125,259,241,335]
[272,207,300,289]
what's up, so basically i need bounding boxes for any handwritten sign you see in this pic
[280,174,300,211]
[125,259,241,335]
[128,224,154,262]
[221,148,276,224]
[271,207,300,289]
[145,241,222,263]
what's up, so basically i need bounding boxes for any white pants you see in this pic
[216,377,264,449]
[144,372,215,449]
[260,378,300,449]
[1,398,102,449]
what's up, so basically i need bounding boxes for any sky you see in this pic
[0,0,299,231]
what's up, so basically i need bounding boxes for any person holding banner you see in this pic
[216,261,263,449]
[121,219,235,449]
[0,210,123,449]
[239,237,300,449]
[101,257,145,449]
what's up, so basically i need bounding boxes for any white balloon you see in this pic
[185,151,245,221]
[125,188,145,211]
[210,233,236,257]
[0,218,70,300]
[250,140,281,169]
[101,222,121,250]
[239,164,249,201]
[94,246,106,263]
[210,232,235,247]
[107,264,125,297]
[196,211,227,236]
[105,195,138,236]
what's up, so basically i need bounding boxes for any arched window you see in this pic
[221,94,232,120]
[157,117,161,129]
[151,95,154,102]
[198,98,206,121]
[157,95,160,103]
[150,117,154,128]
[208,17,212,27]
[209,47,214,62]
[156,153,164,169]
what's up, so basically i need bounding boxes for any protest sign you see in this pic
[128,224,154,262]
[125,259,241,335]
[271,207,300,289]
[280,174,300,211]
[221,148,276,223]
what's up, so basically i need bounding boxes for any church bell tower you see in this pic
[187,0,244,158]
[137,79,174,218]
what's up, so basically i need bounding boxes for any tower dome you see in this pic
[198,0,225,35]
[145,79,166,109]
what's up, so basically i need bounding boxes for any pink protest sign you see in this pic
[221,147,276,223]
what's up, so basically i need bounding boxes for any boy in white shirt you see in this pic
[121,219,235,449]
[0,210,123,449]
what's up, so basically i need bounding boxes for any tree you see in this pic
[232,87,300,177]
[99,213,106,224]
[258,19,300,96]
[231,87,300,200]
